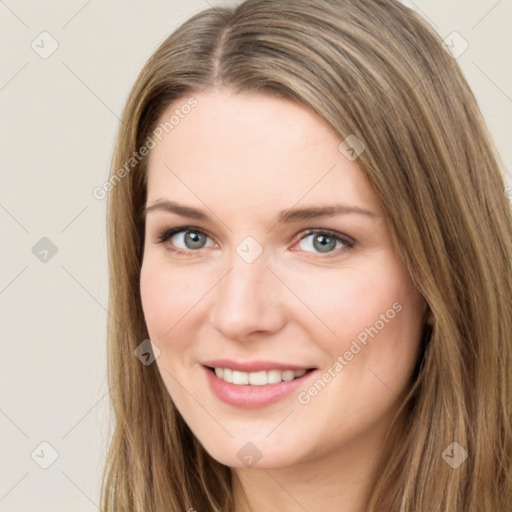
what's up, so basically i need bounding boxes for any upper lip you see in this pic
[202,359,315,372]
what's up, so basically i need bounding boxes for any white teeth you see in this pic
[282,370,296,382]
[249,371,267,385]
[213,367,308,385]
[232,370,249,385]
[267,369,282,384]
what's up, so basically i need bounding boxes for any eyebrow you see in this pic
[142,200,378,223]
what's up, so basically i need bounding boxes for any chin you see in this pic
[196,434,304,470]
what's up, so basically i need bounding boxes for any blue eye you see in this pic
[153,226,355,257]
[296,229,354,255]
[154,227,215,254]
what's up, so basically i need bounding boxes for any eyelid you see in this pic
[153,225,209,240]
[152,225,217,251]
[293,228,354,247]
[152,225,355,256]
[290,229,355,259]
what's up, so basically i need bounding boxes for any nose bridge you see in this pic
[210,243,283,339]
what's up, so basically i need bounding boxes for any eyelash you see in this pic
[152,225,356,259]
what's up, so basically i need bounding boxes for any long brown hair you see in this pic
[100,1,512,510]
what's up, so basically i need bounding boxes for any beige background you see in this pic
[0,1,510,510]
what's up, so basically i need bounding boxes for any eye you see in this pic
[293,229,354,256]
[153,226,355,258]
[153,226,216,255]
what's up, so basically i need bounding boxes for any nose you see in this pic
[209,250,287,341]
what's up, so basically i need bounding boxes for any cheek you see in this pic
[289,260,416,343]
[287,256,425,387]
[288,263,423,438]
[141,257,199,337]
[139,258,202,401]
[140,260,173,339]
[139,256,220,365]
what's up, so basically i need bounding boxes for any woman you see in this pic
[101,0,512,510]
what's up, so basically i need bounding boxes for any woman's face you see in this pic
[140,89,426,470]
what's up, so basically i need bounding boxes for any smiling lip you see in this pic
[201,363,317,409]
[201,359,314,372]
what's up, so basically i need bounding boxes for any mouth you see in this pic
[203,364,317,408]
[204,366,316,386]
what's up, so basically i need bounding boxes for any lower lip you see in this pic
[203,366,316,409]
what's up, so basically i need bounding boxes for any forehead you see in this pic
[145,90,380,217]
